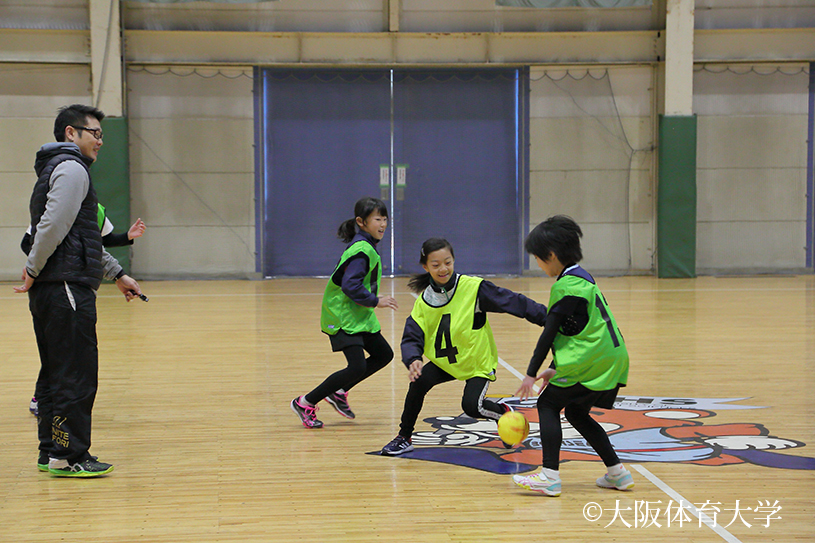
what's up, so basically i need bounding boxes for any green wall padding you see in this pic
[657,115,697,278]
[90,117,131,274]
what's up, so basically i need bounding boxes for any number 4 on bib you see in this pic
[434,313,459,364]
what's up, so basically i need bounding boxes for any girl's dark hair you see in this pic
[337,197,389,242]
[407,238,455,293]
[524,215,583,266]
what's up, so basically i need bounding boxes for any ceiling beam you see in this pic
[0,27,812,66]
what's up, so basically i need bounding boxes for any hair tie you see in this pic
[420,247,425,256]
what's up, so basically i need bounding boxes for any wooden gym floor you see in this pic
[1,275,813,542]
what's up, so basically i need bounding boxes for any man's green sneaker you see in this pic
[49,458,114,478]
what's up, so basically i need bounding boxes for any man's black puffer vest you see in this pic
[29,146,104,290]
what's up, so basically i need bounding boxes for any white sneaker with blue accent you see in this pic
[596,469,634,491]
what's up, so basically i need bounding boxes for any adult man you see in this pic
[15,104,142,477]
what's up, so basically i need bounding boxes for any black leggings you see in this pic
[305,332,393,405]
[537,383,620,470]
[398,362,504,438]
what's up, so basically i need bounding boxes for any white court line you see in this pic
[630,464,742,542]
[498,355,540,393]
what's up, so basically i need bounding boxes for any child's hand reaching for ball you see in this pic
[516,376,537,400]
[515,368,555,399]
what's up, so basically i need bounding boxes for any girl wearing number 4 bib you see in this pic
[381,238,548,456]
[513,215,632,497]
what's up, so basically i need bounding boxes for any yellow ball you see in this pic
[497,411,530,446]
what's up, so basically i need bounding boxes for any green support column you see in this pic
[657,115,697,278]
[90,117,131,273]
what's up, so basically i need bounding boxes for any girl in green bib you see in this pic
[291,197,398,428]
[512,215,632,497]
[381,238,547,456]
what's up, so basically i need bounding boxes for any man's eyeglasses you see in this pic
[71,126,104,141]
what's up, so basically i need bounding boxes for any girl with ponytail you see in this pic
[291,197,398,429]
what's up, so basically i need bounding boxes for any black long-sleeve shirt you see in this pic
[338,231,380,308]
[526,292,584,377]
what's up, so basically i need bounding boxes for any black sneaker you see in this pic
[40,453,99,472]
[49,458,114,478]
[325,391,355,419]
[381,435,414,456]
[290,396,324,429]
